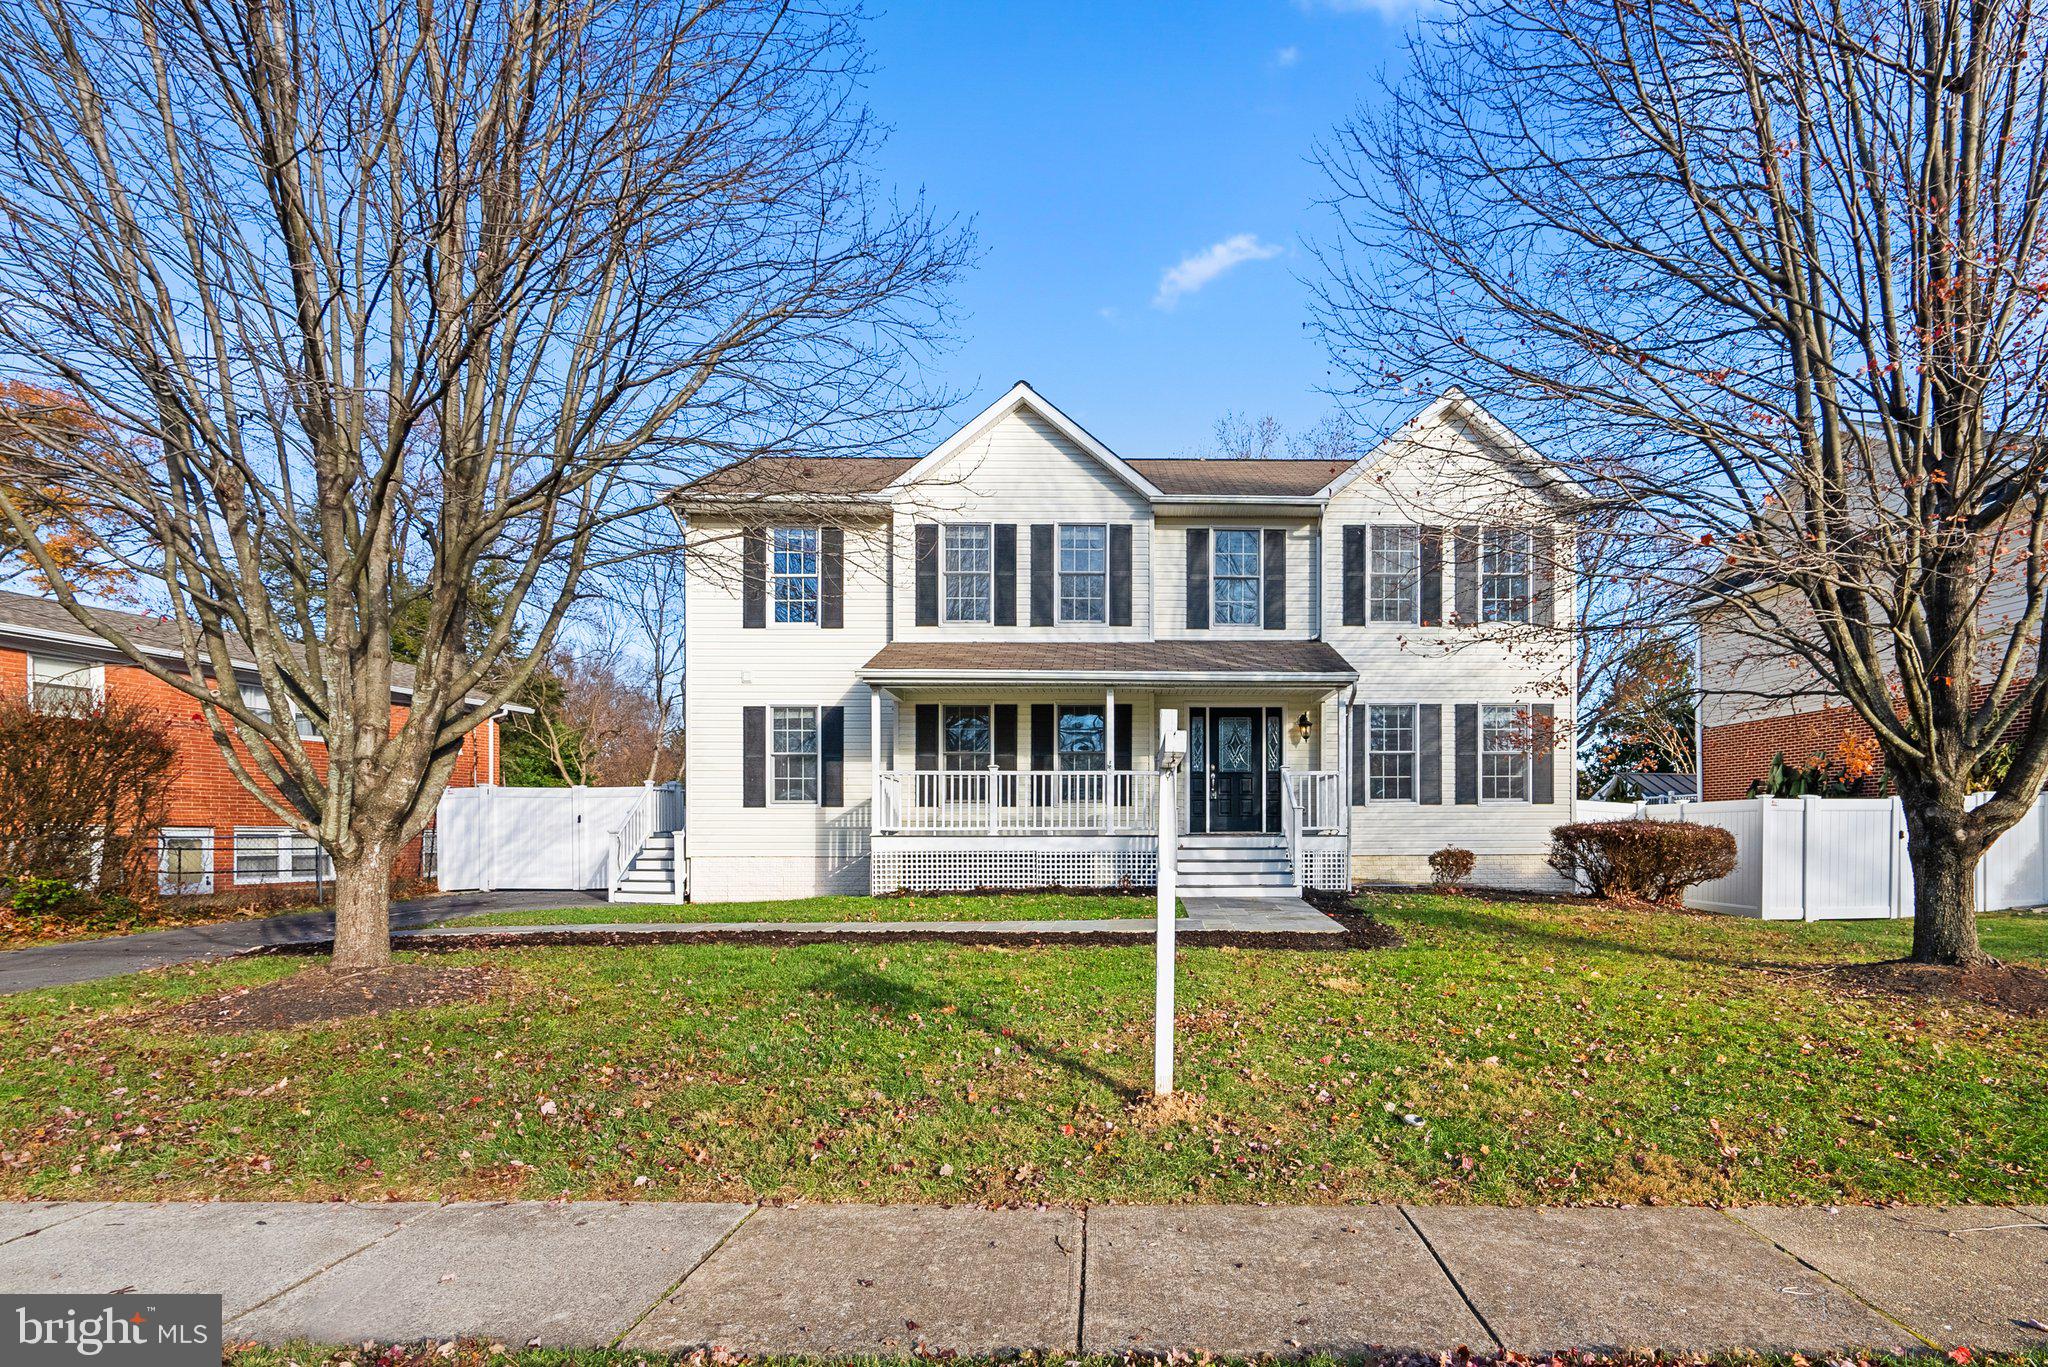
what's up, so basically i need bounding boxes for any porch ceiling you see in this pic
[857,639,1357,688]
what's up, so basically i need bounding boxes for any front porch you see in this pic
[857,640,1359,897]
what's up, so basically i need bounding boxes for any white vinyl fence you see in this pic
[1578,793,2048,920]
[436,784,681,891]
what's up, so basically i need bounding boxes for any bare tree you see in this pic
[517,642,661,787]
[0,0,964,968]
[593,519,687,785]
[1313,0,2048,963]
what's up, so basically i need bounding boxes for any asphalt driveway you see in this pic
[0,890,608,994]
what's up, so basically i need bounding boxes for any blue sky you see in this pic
[861,1,1419,458]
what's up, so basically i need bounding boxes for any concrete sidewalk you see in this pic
[3,1200,2043,1356]
[0,891,609,995]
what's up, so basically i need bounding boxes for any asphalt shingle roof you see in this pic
[859,639,1357,679]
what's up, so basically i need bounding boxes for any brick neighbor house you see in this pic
[0,588,504,894]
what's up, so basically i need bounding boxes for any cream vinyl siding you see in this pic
[682,512,888,900]
[888,409,1154,642]
[883,690,1160,774]
[1321,411,1577,887]
[1151,516,1319,639]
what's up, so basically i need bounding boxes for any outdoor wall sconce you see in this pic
[1294,711,1314,743]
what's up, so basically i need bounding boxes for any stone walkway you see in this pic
[2,1201,2043,1356]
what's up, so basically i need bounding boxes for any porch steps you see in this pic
[613,830,685,902]
[1175,835,1297,895]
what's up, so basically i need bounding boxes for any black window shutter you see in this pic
[820,706,844,806]
[1262,529,1286,630]
[1030,703,1055,769]
[1350,704,1367,804]
[1531,525,1555,627]
[1186,528,1210,629]
[913,704,938,806]
[741,529,766,629]
[994,705,1018,769]
[1341,526,1366,626]
[1109,524,1132,626]
[1531,702,1555,803]
[1453,703,1478,804]
[1030,524,1055,625]
[1419,527,1444,626]
[1114,703,1133,770]
[914,524,939,626]
[820,526,844,629]
[993,524,1017,626]
[1453,527,1479,623]
[742,706,766,807]
[1418,705,1443,804]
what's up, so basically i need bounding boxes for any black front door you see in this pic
[1207,708,1263,832]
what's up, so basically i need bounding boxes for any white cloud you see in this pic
[1152,234,1284,309]
[1275,44,1301,66]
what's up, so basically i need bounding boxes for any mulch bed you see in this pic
[145,963,510,1032]
[1826,957,2048,1018]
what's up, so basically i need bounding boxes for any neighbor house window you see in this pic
[1480,527,1532,623]
[772,526,820,624]
[1055,705,1106,771]
[1367,704,1417,801]
[159,827,213,895]
[1480,705,1531,801]
[1057,524,1108,623]
[942,704,992,770]
[770,705,820,802]
[1212,529,1261,626]
[28,654,100,714]
[942,523,993,623]
[1369,526,1421,624]
[233,828,330,884]
[238,681,319,739]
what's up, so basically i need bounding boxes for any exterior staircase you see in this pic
[611,829,684,902]
[1174,833,1296,897]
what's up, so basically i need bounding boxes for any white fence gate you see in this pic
[1579,793,2048,920]
[436,784,681,891]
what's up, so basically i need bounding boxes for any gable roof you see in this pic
[675,455,916,500]
[1325,388,1591,506]
[882,381,1165,499]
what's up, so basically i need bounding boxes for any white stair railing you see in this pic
[1279,768,1306,894]
[1287,770,1346,834]
[607,783,656,901]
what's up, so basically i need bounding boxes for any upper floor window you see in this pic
[1212,529,1261,626]
[239,681,320,740]
[1367,704,1417,801]
[943,523,992,623]
[772,527,820,624]
[1481,527,1532,624]
[771,705,819,802]
[942,704,992,770]
[28,654,101,714]
[1480,704,1531,801]
[1058,524,1107,623]
[1369,526,1421,624]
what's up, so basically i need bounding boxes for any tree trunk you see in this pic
[329,836,398,970]
[1901,798,1986,965]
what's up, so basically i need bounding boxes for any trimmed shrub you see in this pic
[0,695,177,904]
[1428,846,1476,889]
[1547,820,1737,903]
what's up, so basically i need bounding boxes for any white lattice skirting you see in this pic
[872,836,1158,894]
[1299,837,1351,892]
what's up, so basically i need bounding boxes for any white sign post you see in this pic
[1154,709,1187,1095]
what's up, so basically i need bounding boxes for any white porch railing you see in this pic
[1286,769,1347,834]
[874,768,1159,835]
[606,783,657,899]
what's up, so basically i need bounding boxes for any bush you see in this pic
[0,694,178,903]
[1428,846,1476,889]
[1548,820,1737,903]
[5,875,77,915]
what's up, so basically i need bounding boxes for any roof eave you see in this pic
[856,667,1358,687]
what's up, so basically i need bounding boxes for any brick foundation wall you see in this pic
[3,646,496,890]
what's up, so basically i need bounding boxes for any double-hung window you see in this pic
[238,681,320,739]
[770,705,820,802]
[234,827,329,884]
[941,704,992,771]
[1480,704,1531,801]
[942,524,993,623]
[1212,529,1261,626]
[1057,524,1107,623]
[772,527,820,624]
[1368,526,1421,624]
[1480,527,1532,624]
[1366,704,1417,801]
[28,655,100,714]
[1055,705,1106,771]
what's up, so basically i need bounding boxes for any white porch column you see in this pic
[869,683,885,832]
[1104,685,1117,833]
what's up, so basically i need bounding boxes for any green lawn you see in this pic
[3,893,2043,1207]
[440,892,1170,927]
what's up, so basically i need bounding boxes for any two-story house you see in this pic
[672,383,1580,902]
